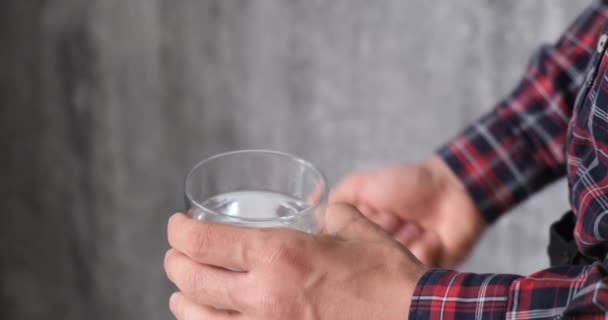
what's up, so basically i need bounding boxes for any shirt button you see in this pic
[598,34,608,53]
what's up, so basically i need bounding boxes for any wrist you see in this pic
[406,265,428,317]
[422,156,486,267]
[423,156,468,197]
[367,248,429,320]
[425,155,482,221]
[396,255,429,320]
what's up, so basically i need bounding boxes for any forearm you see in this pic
[409,262,608,320]
[438,1,608,223]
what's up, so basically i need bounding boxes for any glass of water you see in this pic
[184,150,327,234]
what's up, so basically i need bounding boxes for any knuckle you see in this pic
[328,202,353,212]
[183,266,204,295]
[163,251,172,271]
[264,237,300,267]
[170,294,183,318]
[163,251,176,280]
[263,235,313,280]
[187,224,211,255]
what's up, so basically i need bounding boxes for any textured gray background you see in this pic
[0,1,589,319]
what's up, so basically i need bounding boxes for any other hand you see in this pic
[330,156,485,268]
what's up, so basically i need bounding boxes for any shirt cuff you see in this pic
[409,269,520,320]
[437,132,530,224]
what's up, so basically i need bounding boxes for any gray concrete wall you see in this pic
[0,1,589,319]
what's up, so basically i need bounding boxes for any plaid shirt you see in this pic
[411,1,608,319]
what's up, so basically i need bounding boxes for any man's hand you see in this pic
[330,156,485,268]
[164,205,427,320]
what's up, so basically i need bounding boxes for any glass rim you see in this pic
[184,149,328,222]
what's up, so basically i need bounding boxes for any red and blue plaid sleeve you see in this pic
[410,262,608,320]
[416,2,608,319]
[438,1,608,223]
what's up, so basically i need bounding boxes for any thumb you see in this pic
[323,203,389,242]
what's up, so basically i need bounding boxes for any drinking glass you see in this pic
[184,150,327,234]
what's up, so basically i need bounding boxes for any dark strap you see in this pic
[547,211,604,266]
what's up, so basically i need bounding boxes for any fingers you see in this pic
[393,222,422,246]
[328,174,365,205]
[323,203,388,242]
[392,223,441,267]
[167,213,268,270]
[330,171,405,235]
[164,249,247,310]
[407,232,441,267]
[169,292,242,320]
[306,181,327,205]
[366,210,401,234]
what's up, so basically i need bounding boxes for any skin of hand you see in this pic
[330,156,485,268]
[164,204,428,320]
